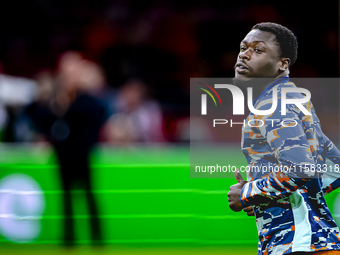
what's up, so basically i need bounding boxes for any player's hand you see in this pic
[243,206,255,217]
[227,169,248,212]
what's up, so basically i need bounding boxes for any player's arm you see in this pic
[231,96,316,210]
[233,133,340,213]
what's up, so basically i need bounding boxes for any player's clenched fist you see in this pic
[243,206,255,217]
[227,169,248,212]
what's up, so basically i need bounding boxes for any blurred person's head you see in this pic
[34,69,54,102]
[118,79,148,112]
[57,51,83,93]
[78,60,106,93]
[234,22,298,84]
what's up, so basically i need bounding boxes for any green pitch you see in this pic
[0,144,339,255]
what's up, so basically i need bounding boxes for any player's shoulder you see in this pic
[275,81,307,100]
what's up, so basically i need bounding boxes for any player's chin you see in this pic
[235,71,251,80]
[233,73,252,85]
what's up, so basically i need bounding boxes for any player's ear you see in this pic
[279,58,290,72]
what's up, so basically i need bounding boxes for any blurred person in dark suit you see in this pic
[26,51,109,246]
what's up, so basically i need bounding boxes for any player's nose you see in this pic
[238,49,251,61]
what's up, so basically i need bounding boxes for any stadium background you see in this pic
[0,1,340,254]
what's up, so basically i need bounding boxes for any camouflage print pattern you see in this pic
[240,77,340,255]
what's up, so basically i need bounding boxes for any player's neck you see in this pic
[252,74,289,99]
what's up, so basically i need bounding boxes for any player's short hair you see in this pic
[252,22,298,66]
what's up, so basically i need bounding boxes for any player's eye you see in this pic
[240,46,247,51]
[254,48,263,53]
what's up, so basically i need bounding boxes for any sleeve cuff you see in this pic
[240,182,253,207]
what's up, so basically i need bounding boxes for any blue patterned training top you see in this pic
[240,76,340,255]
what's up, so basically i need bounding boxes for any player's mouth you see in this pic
[235,62,249,74]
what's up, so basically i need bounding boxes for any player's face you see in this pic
[234,29,282,81]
